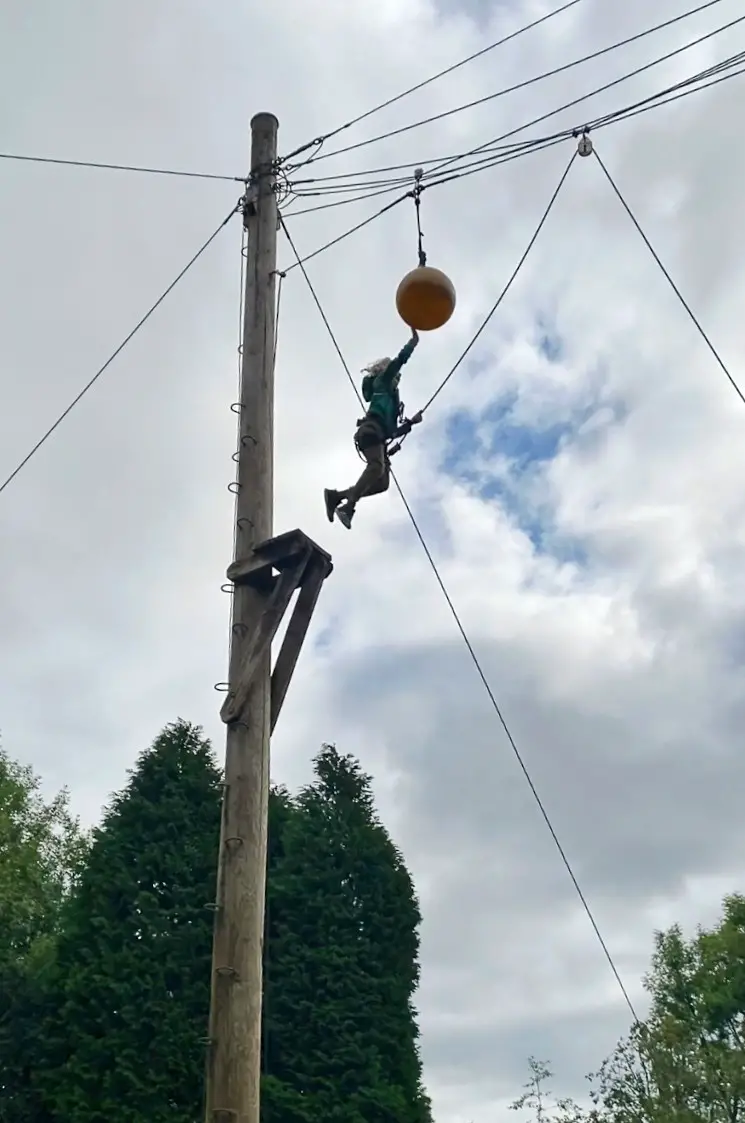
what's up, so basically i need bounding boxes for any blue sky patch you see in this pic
[438,388,608,567]
[536,317,563,363]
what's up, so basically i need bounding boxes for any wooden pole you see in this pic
[205,111,279,1123]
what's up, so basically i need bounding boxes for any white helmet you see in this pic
[362,357,391,376]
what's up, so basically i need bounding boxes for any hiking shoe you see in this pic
[335,503,354,530]
[324,489,341,523]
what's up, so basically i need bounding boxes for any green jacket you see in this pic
[361,336,418,439]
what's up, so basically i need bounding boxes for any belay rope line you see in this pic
[413,167,427,268]
[276,131,745,1042]
[278,150,643,1028]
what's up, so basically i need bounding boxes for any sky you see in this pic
[2,0,745,1119]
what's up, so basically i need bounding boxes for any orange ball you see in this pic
[395,266,456,332]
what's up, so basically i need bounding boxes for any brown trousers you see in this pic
[345,418,390,506]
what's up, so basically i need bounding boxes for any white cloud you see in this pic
[2,0,745,1118]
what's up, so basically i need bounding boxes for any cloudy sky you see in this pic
[3,0,745,1118]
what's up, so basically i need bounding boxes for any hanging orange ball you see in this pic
[395,265,456,332]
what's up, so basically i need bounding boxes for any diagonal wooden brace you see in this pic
[220,529,333,729]
[270,554,327,734]
[220,547,311,725]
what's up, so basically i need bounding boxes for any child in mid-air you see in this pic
[324,329,422,530]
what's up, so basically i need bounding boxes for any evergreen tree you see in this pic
[37,720,222,1123]
[1,727,430,1122]
[264,744,430,1123]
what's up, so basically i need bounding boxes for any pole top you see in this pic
[251,112,279,131]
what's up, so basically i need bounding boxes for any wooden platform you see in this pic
[220,529,333,731]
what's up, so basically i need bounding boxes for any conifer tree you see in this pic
[263,744,431,1123]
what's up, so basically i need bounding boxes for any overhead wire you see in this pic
[0,151,243,182]
[0,202,241,498]
[278,0,587,165]
[280,51,744,268]
[282,189,414,273]
[278,198,641,1028]
[293,0,730,168]
[288,48,745,204]
[277,48,745,245]
[417,51,745,194]
[283,135,567,220]
[422,7,745,181]
[591,56,745,126]
[583,48,745,130]
[286,136,557,190]
[283,50,745,203]
[591,146,745,408]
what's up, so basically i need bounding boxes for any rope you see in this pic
[278,211,641,1028]
[592,148,745,409]
[421,149,577,416]
[414,202,426,269]
[413,170,427,268]
[0,202,241,498]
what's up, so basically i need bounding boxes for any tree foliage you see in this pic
[510,1057,585,1123]
[0,743,87,1123]
[519,895,745,1123]
[263,744,431,1123]
[37,720,222,1123]
[1,729,430,1123]
[588,894,745,1123]
[0,744,87,968]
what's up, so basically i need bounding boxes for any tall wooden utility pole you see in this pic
[205,114,333,1123]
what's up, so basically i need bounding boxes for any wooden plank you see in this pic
[226,530,306,587]
[253,527,307,561]
[220,551,310,725]
[252,527,332,574]
[226,553,284,590]
[270,557,327,735]
[226,528,333,589]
